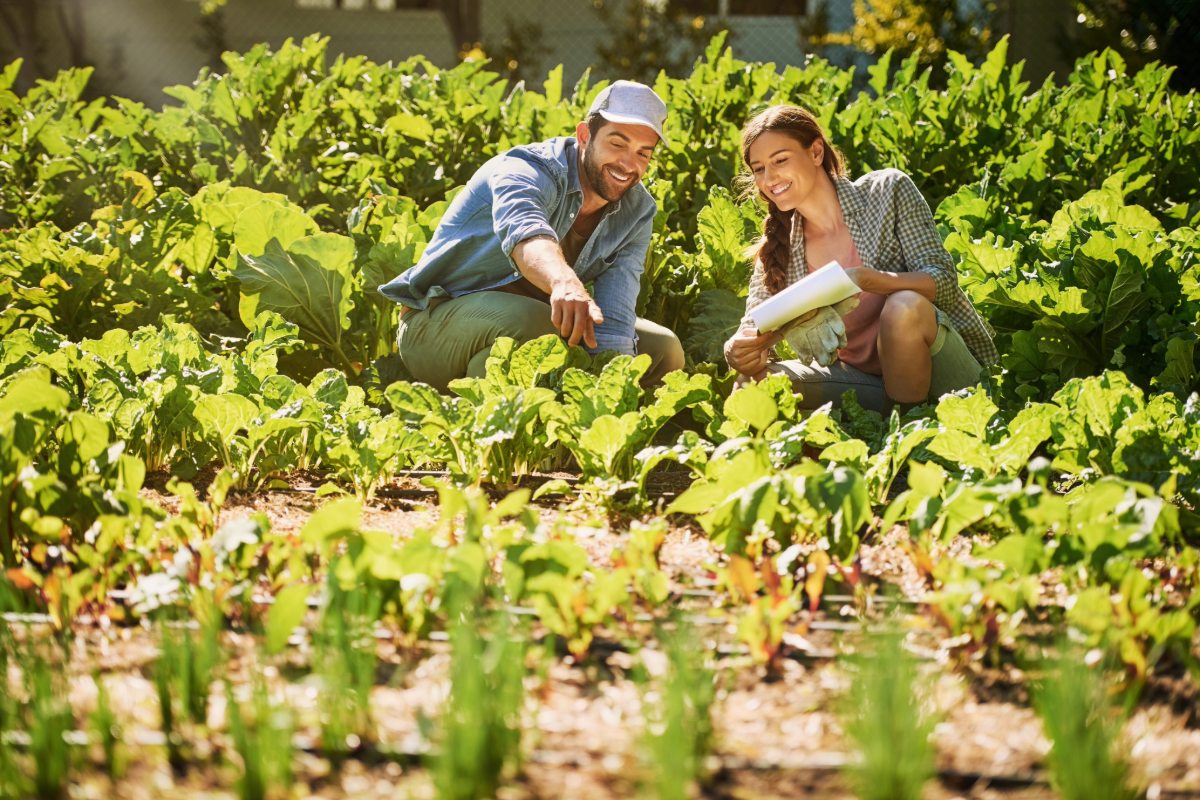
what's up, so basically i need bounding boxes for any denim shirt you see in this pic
[377,136,656,355]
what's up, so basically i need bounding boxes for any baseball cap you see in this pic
[588,80,668,144]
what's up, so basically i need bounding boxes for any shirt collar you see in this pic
[831,173,863,221]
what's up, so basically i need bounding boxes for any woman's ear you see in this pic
[811,138,825,166]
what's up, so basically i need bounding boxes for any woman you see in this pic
[723,105,998,411]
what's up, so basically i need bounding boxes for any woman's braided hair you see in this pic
[738,105,845,296]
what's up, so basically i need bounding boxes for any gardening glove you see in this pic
[781,295,860,367]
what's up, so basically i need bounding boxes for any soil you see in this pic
[11,470,1200,799]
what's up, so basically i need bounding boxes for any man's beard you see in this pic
[582,146,631,203]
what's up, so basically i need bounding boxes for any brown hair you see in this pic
[738,105,845,295]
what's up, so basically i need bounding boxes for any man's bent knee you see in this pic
[659,335,685,374]
[634,319,685,385]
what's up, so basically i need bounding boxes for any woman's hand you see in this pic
[724,327,779,375]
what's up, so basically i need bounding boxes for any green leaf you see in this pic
[266,583,312,654]
[193,393,259,443]
[57,411,111,470]
[1155,337,1197,390]
[980,533,1044,575]
[234,235,358,365]
[696,190,749,288]
[1065,587,1112,635]
[384,113,435,140]
[0,371,70,419]
[935,389,998,440]
[542,64,563,106]
[724,383,777,432]
[232,198,318,258]
[684,288,744,364]
[300,497,363,549]
[577,413,640,474]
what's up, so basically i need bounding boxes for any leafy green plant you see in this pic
[842,628,936,800]
[723,554,800,667]
[0,370,71,568]
[387,336,573,486]
[514,531,630,658]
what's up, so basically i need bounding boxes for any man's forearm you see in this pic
[511,236,584,293]
[510,235,602,348]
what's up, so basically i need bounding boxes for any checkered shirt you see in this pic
[743,168,999,366]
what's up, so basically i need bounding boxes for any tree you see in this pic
[1061,0,1199,90]
[434,0,482,57]
[483,15,551,86]
[0,0,88,93]
[592,0,731,83]
[811,0,997,78]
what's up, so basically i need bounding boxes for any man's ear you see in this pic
[575,120,589,146]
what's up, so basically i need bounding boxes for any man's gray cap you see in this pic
[587,80,668,143]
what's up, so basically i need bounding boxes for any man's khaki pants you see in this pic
[397,291,684,392]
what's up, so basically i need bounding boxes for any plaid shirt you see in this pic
[744,168,998,366]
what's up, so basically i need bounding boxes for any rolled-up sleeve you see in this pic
[893,173,960,307]
[590,207,653,355]
[489,157,559,265]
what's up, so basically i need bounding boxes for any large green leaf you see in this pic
[696,189,751,290]
[193,393,259,444]
[684,288,744,365]
[235,234,358,366]
[233,198,319,258]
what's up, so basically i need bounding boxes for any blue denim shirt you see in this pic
[377,136,656,355]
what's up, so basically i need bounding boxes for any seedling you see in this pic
[225,672,293,800]
[842,627,936,800]
[314,578,379,765]
[639,618,716,800]
[1032,645,1138,800]
[154,603,221,772]
[89,672,122,780]
[153,626,185,773]
[433,609,526,800]
[27,653,72,800]
[0,610,19,800]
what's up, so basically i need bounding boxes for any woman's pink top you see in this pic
[811,243,884,376]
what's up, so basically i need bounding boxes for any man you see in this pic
[379,80,685,391]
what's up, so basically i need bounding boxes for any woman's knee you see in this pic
[879,291,936,340]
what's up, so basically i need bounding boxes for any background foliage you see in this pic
[0,36,1196,794]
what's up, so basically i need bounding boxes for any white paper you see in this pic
[748,260,860,332]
